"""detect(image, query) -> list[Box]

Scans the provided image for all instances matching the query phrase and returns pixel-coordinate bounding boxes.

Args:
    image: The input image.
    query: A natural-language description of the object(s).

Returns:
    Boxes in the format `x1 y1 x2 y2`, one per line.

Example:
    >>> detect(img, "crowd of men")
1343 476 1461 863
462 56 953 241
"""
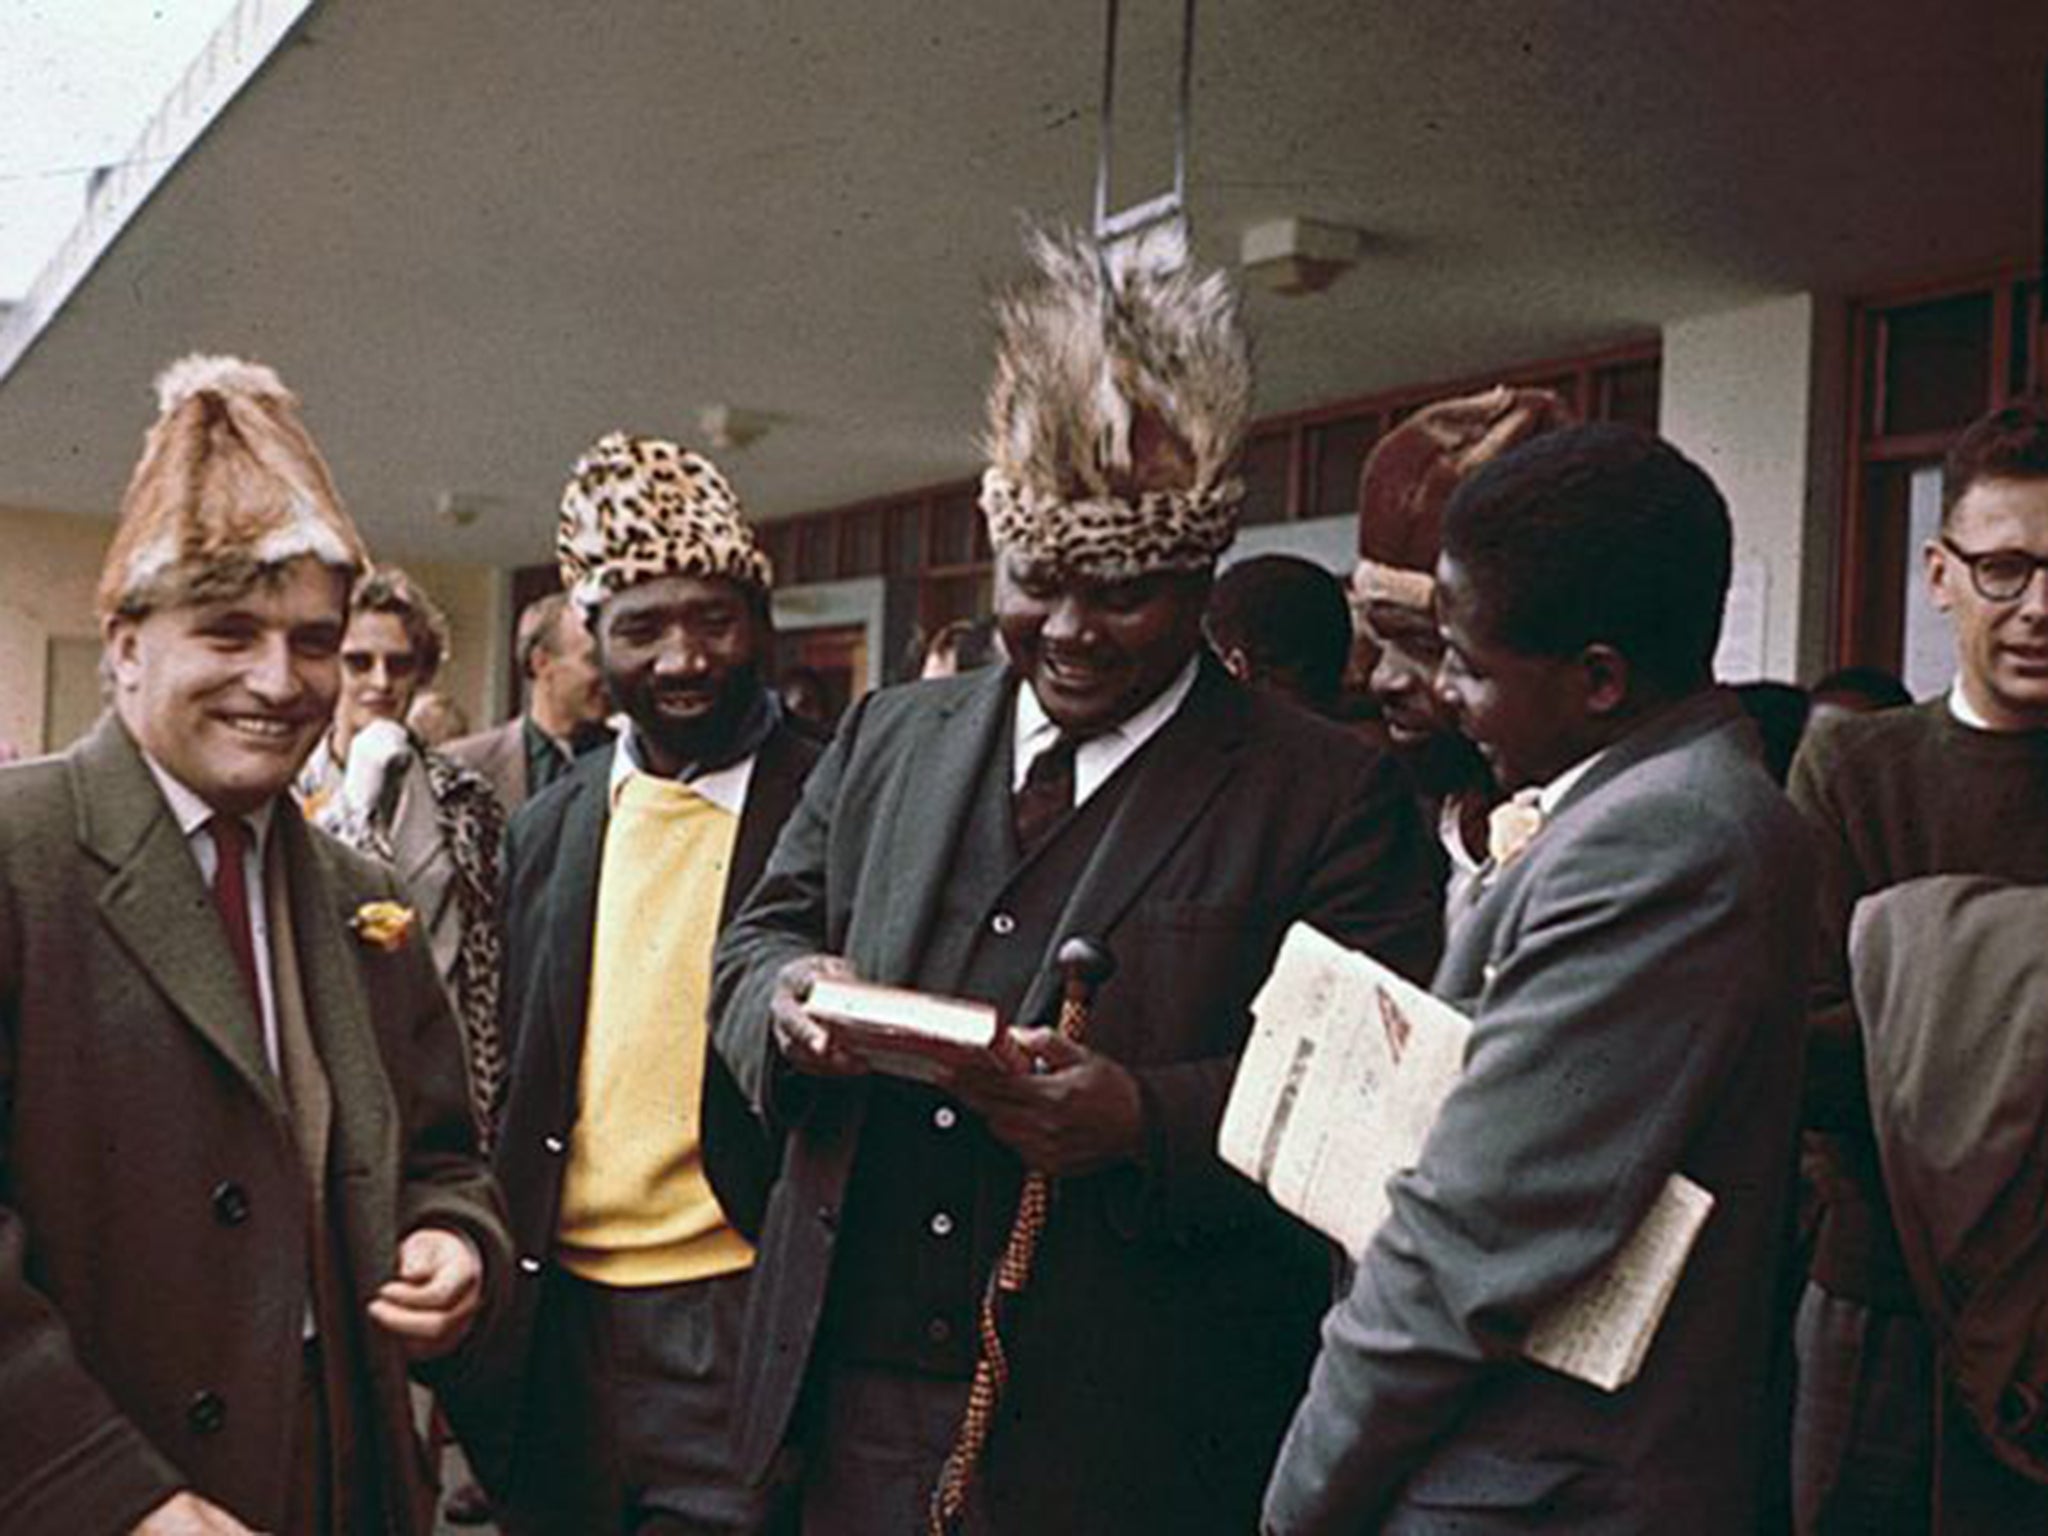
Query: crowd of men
1 222 2045 1536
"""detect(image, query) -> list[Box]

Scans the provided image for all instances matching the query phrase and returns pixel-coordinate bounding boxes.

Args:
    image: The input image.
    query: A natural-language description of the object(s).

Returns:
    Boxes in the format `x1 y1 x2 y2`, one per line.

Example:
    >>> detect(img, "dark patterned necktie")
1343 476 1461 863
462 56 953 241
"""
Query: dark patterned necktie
1012 735 1078 856
207 815 261 1010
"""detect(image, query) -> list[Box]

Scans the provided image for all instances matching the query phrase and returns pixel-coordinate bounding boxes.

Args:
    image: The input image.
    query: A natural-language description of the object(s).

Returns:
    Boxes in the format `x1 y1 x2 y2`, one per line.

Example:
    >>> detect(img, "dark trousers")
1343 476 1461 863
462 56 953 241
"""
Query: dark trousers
499 1267 780 1536
798 1366 986 1536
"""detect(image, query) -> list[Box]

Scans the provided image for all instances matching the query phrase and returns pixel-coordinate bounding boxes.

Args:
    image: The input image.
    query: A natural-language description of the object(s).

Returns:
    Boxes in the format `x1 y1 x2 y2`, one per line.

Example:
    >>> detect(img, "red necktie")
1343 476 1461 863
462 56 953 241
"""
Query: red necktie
1012 736 1078 856
207 816 262 1011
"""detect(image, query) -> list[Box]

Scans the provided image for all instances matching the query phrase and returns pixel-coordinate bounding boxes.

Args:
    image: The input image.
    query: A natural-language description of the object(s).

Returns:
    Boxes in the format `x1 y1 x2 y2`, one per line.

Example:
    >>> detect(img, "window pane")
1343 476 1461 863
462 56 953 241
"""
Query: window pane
884 501 925 574
1239 429 1293 526
1882 294 1991 437
1599 359 1661 430
1307 415 1380 520
929 490 980 568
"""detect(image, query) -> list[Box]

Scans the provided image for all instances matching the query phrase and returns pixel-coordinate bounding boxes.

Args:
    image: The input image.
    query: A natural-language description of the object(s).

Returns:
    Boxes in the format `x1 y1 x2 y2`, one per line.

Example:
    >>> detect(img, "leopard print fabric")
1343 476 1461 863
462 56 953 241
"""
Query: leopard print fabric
979 466 1244 582
557 431 772 612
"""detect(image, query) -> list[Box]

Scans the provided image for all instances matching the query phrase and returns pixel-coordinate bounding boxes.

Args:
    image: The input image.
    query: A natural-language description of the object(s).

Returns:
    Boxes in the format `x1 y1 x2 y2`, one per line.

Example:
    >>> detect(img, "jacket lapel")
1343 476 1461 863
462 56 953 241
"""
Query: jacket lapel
545 755 611 1088
1015 660 1246 1023
275 809 396 1200
866 670 1013 983
723 720 813 926
77 714 285 1116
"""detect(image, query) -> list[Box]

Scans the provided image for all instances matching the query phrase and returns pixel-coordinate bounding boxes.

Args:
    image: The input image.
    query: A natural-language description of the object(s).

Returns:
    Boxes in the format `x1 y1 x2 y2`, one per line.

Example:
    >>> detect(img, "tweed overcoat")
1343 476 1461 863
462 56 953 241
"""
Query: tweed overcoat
0 714 510 1536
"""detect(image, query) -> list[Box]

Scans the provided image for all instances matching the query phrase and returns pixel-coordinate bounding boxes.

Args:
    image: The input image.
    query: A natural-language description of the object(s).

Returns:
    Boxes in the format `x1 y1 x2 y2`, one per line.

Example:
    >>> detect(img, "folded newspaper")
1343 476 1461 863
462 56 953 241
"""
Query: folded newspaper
1219 922 1713 1392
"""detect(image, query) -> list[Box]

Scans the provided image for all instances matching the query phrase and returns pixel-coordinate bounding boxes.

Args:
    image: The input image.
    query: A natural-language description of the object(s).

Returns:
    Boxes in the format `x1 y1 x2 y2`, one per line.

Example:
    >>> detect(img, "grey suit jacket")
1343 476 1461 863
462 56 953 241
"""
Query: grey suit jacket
1264 689 1814 1535
713 659 1443 1532
443 717 526 813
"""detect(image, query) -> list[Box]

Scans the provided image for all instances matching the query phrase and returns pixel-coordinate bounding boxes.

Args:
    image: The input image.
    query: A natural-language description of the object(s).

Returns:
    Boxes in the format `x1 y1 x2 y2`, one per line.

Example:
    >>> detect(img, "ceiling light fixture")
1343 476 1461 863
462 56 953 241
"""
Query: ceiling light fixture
1239 217 1363 296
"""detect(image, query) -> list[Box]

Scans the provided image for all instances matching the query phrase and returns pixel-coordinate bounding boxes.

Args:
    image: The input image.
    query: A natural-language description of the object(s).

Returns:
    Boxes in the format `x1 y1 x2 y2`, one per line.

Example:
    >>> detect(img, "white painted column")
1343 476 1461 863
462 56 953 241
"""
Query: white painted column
1659 294 1847 683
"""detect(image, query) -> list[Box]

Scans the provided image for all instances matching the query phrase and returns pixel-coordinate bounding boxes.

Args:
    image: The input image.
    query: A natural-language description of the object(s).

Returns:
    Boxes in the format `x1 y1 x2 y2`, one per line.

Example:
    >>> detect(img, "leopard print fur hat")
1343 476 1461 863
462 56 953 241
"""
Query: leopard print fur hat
98 354 367 622
557 431 773 614
980 225 1251 583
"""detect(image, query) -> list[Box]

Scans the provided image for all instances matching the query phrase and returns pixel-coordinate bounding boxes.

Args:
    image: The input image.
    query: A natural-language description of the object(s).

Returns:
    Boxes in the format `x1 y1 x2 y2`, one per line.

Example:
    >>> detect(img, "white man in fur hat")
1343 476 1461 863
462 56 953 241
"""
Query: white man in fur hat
711 230 1441 1536
0 357 509 1536
440 431 824 1535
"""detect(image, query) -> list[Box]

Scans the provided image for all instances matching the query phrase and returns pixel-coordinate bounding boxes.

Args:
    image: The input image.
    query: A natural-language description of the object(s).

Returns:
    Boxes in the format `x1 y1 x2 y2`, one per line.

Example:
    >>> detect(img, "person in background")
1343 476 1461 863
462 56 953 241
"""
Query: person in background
407 687 471 747
446 592 612 814
1204 553 1353 718
443 431 822 1534
1733 680 1812 786
918 615 1004 680
296 566 506 1146
0 354 507 1536
1352 385 1572 919
713 228 1439 1536
1788 399 2048 1534
777 664 837 733
1265 423 1814 1535
1807 663 1912 729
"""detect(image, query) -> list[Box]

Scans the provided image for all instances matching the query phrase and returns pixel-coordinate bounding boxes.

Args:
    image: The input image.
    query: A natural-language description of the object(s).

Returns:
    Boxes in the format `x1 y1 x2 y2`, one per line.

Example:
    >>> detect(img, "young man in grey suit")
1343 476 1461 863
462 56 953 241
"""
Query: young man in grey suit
1264 424 1815 1534
0 356 508 1536
712 230 1441 1536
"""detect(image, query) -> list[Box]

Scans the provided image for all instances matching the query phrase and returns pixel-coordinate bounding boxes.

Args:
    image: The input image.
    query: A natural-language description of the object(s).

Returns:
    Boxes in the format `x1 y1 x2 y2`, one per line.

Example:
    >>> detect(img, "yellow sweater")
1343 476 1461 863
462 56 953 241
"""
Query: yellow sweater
554 773 754 1285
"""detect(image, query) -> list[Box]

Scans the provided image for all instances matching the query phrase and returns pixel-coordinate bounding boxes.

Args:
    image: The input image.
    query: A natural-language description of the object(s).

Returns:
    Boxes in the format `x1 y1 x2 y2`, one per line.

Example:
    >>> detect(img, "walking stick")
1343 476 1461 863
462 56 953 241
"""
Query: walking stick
926 936 1117 1535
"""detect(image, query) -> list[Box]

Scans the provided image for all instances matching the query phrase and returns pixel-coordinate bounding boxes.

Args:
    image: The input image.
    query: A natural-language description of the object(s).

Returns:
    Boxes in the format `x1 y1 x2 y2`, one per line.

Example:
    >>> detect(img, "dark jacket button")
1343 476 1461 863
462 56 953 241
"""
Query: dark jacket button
187 1391 226 1435
211 1181 251 1227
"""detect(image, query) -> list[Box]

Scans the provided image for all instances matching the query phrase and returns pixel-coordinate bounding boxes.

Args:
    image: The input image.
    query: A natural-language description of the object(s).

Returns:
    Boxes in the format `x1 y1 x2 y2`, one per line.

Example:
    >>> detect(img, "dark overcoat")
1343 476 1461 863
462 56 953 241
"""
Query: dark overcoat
0 714 510 1536
440 718 822 1494
712 660 1443 1533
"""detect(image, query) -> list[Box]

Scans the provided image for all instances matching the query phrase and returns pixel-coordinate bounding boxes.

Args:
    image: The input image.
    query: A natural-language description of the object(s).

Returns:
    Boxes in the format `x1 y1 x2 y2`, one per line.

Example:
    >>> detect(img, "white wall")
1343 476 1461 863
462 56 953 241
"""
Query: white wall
1660 293 1846 683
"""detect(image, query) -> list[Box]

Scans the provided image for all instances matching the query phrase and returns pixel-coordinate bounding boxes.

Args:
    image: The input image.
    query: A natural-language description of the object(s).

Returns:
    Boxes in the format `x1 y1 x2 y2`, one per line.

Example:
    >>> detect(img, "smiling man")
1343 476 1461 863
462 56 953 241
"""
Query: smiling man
1351 386 1572 920
711 230 1440 1536
440 432 821 1535
1788 399 2048 1534
1265 423 1814 1535
0 356 508 1536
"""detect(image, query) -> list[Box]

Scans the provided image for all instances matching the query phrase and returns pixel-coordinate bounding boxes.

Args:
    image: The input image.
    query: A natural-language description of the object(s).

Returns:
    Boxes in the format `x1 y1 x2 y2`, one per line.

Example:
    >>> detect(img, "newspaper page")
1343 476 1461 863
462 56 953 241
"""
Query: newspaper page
1220 922 1714 1392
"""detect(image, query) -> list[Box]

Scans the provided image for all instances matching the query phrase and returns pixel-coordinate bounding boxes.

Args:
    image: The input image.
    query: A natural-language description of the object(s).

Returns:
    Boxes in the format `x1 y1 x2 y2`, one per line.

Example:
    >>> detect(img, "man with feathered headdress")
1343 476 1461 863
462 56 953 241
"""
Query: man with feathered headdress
712 231 1440 1535
0 356 509 1535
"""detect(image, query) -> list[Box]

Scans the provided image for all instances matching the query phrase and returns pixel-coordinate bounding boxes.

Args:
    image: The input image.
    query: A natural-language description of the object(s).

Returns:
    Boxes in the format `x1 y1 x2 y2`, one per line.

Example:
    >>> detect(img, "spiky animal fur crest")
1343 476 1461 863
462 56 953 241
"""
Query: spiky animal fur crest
980 225 1251 581
98 353 366 622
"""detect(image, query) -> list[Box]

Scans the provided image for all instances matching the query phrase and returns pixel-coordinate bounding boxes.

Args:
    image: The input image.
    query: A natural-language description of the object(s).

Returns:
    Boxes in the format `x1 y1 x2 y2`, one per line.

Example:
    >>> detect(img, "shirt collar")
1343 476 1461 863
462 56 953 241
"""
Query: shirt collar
606 723 757 817
1949 678 1995 731
1534 747 1607 819
1012 653 1202 802
139 750 277 847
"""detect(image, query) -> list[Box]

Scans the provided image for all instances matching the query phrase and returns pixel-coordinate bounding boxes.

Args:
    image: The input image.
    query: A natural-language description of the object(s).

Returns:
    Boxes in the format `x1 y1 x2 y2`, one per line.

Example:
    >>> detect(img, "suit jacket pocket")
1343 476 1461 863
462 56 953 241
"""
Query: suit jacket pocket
1398 1443 1586 1510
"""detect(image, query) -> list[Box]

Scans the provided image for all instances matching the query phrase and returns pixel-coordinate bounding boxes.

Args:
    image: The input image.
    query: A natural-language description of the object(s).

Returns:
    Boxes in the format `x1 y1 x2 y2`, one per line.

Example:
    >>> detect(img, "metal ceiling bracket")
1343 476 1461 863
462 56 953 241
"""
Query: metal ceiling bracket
1092 0 1197 266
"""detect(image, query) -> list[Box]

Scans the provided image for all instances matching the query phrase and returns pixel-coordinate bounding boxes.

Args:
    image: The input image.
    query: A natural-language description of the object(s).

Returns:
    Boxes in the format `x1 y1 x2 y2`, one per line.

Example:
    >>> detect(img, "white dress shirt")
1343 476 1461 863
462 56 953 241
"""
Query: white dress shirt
1011 655 1201 805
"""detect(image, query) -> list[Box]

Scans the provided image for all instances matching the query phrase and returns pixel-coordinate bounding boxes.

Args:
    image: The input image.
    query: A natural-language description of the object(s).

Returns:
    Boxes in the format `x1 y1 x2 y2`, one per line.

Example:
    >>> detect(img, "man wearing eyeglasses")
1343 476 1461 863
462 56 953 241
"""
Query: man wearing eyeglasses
1788 399 2048 1535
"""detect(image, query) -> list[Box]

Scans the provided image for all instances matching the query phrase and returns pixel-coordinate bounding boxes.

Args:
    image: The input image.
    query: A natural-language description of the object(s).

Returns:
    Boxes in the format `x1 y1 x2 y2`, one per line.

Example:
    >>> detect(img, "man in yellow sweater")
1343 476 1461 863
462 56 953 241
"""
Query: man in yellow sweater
443 432 824 1534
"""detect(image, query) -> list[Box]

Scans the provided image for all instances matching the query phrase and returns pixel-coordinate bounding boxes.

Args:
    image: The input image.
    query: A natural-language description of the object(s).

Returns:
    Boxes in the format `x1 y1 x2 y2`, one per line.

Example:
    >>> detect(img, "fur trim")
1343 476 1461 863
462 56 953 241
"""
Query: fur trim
980 225 1251 579
154 353 295 415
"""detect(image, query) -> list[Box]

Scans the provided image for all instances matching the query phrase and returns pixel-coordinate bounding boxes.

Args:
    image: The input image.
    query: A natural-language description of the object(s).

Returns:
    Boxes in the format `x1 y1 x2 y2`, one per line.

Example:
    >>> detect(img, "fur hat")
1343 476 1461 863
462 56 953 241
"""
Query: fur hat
1353 384 1574 612
97 354 366 622
556 431 772 614
979 226 1252 582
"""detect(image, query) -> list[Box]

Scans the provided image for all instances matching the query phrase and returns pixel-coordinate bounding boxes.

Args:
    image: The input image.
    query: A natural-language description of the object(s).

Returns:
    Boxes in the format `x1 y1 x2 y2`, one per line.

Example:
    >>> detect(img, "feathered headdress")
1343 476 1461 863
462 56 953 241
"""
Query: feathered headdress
97 354 366 621
979 225 1252 582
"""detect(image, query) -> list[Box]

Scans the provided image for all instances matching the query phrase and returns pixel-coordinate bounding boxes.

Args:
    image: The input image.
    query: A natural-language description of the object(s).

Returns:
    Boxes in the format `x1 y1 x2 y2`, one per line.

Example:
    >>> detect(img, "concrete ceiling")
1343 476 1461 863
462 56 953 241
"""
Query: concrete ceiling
1 0 2044 566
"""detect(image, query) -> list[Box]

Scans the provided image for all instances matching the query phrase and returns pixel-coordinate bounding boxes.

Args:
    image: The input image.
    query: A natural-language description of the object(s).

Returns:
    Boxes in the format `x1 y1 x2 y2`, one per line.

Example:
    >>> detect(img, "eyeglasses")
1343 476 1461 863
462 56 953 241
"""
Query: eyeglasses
1939 537 2048 603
